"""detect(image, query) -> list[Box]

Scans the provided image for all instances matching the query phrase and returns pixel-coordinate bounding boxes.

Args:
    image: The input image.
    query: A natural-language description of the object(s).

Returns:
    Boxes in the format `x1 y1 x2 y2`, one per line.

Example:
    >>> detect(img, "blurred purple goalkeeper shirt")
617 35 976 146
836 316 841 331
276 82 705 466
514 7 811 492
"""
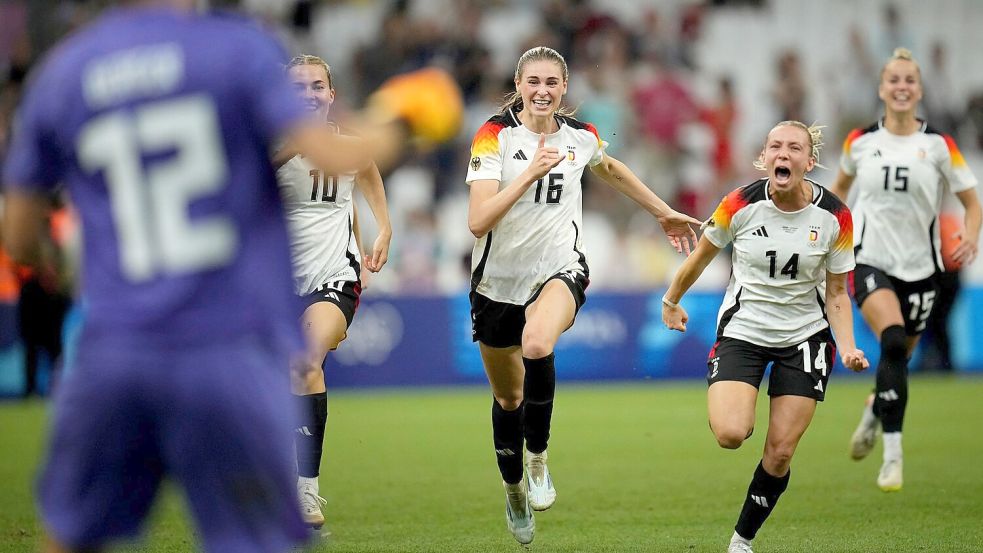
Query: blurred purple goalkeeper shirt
2 7 306 356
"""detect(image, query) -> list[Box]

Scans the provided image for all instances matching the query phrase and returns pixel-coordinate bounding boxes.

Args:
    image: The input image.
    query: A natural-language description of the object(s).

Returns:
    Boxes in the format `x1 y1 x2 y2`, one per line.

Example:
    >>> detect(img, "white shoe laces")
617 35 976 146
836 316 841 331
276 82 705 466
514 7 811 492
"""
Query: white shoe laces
300 487 327 514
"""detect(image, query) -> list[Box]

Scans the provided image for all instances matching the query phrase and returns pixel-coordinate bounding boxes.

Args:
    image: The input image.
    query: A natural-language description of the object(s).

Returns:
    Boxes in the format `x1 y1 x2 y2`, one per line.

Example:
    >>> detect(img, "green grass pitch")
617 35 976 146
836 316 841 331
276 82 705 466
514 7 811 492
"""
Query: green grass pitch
2 376 982 552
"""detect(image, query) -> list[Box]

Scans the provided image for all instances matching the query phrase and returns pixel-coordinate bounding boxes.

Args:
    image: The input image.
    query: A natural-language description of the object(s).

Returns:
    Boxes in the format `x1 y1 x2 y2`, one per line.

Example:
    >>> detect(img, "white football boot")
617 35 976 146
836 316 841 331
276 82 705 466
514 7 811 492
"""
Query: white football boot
504 480 535 545
849 394 880 461
525 448 556 511
298 479 328 528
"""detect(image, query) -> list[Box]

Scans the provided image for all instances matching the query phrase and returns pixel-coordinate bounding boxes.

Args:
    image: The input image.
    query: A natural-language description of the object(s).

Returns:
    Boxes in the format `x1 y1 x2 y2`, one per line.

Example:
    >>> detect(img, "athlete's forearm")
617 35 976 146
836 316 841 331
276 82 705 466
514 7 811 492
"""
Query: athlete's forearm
356 162 392 239
468 173 538 238
593 155 670 218
664 236 719 304
957 188 982 244
825 272 857 351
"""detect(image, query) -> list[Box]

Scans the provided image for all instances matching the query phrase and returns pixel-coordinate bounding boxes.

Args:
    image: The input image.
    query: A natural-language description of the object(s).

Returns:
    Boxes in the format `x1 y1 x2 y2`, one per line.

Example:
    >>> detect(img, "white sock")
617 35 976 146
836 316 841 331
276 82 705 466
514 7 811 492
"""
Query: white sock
883 432 903 461
298 475 319 491
731 531 751 545
860 401 877 427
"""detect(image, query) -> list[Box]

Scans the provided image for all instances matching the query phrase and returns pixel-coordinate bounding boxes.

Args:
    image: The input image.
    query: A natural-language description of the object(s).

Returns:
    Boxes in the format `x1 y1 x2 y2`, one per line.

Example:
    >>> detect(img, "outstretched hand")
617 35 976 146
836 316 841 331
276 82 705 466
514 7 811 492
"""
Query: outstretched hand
657 210 702 256
840 348 869 372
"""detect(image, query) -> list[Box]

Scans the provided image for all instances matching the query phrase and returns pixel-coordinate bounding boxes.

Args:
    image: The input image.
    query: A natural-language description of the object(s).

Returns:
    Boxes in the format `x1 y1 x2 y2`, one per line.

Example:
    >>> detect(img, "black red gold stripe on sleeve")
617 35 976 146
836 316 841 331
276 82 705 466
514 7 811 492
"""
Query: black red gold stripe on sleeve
470 121 505 158
841 128 864 155
942 133 967 168
832 204 853 253
709 188 751 232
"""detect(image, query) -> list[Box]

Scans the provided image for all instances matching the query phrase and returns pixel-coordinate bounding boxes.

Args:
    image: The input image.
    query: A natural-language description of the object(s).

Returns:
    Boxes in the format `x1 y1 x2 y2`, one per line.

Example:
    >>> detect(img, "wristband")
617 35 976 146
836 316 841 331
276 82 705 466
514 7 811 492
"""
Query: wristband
662 295 679 309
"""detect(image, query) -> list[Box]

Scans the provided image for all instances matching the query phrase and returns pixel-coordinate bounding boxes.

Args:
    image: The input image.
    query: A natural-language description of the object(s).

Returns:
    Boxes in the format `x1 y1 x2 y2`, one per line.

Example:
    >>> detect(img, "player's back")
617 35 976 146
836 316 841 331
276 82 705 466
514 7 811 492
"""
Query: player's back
11 8 305 352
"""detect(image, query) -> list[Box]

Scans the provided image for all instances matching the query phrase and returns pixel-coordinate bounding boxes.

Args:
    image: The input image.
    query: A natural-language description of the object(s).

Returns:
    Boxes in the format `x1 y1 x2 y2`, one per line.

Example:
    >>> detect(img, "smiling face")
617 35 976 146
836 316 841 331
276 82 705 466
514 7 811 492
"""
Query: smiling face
879 58 922 116
515 59 567 120
761 124 815 191
288 64 335 121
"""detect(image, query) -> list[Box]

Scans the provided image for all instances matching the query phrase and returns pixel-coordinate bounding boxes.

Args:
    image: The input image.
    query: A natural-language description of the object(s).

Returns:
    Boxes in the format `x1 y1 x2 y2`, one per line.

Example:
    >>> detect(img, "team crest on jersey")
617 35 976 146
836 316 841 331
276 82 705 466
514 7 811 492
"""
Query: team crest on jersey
566 147 576 164
808 225 821 247
917 148 927 159
471 156 481 170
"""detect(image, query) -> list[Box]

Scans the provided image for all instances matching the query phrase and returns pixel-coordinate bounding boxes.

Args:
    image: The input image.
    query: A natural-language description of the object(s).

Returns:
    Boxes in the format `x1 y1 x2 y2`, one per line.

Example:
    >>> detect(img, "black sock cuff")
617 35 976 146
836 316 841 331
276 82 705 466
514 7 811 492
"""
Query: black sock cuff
297 392 328 425
754 461 790 495
522 352 555 370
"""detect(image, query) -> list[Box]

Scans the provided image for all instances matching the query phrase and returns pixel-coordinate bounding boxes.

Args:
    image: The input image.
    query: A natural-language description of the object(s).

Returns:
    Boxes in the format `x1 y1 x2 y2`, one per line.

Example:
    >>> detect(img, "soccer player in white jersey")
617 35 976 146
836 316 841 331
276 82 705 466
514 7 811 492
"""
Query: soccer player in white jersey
663 121 869 553
831 48 981 492
273 55 392 529
466 46 700 545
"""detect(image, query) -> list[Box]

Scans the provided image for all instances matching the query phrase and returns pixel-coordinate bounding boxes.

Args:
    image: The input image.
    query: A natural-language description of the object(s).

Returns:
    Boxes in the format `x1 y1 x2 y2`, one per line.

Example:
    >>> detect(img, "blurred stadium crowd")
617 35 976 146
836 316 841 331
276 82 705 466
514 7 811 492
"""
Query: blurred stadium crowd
2 0 983 392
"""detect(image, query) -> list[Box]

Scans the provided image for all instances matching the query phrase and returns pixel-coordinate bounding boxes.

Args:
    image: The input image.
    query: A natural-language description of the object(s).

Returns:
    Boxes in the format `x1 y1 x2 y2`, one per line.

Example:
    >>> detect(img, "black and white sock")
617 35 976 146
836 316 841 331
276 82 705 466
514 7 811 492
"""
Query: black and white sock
295 391 328 479
734 461 790 541
492 398 524 484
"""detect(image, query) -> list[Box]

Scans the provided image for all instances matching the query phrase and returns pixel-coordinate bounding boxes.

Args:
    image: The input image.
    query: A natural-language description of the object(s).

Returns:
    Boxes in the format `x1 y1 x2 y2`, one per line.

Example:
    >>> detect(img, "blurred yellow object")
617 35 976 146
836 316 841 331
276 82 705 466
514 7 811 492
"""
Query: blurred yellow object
367 67 463 147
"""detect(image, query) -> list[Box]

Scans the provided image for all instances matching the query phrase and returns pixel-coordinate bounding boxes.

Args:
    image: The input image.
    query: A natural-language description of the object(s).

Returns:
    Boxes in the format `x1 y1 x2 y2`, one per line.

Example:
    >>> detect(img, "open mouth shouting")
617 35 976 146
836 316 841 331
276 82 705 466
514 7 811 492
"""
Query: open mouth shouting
773 165 792 184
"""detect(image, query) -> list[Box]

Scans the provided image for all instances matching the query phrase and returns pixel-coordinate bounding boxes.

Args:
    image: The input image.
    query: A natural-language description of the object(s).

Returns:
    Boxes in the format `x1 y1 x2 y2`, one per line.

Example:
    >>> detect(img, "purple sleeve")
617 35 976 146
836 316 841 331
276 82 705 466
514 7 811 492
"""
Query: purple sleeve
2 62 64 192
245 31 307 145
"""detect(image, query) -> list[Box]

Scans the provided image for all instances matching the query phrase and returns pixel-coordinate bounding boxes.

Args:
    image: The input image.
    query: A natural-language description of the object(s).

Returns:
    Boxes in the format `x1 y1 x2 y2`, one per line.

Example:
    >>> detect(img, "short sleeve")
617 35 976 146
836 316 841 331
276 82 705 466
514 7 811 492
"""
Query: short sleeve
838 128 864 177
583 122 607 167
703 189 749 248
243 29 306 145
826 204 855 274
2 60 65 192
465 120 506 184
937 133 978 194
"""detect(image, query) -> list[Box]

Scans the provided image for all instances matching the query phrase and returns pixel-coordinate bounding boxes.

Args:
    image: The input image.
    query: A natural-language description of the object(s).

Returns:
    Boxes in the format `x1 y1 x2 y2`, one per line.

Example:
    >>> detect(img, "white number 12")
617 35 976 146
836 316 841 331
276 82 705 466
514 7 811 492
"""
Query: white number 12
78 94 235 282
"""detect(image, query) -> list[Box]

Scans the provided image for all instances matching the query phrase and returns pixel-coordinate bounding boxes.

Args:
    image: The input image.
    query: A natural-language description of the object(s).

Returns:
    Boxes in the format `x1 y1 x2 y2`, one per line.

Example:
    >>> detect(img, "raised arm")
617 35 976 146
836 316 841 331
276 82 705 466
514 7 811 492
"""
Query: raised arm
468 133 561 238
354 162 391 273
661 235 721 332
590 152 700 255
825 270 869 371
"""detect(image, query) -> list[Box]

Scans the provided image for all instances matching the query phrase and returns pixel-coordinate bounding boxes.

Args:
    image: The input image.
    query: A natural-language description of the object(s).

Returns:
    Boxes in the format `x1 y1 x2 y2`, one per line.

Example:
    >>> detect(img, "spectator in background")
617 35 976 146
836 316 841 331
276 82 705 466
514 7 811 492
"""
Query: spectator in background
922 41 961 136
16 199 71 397
771 49 808 123
700 76 739 190
833 25 879 144
873 3 915 61
630 50 699 202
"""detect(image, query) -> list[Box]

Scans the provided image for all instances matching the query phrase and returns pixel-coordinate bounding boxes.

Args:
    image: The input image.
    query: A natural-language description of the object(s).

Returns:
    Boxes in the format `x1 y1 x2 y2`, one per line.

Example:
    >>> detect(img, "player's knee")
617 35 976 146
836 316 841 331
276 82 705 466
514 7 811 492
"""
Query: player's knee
880 325 907 363
494 394 523 412
764 443 795 471
712 425 750 449
521 330 555 360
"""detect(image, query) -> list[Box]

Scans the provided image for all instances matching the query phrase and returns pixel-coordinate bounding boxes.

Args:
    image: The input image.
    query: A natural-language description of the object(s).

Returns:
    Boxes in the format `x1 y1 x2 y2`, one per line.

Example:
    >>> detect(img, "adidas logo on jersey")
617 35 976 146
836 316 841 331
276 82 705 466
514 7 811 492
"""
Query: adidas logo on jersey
513 150 528 160
751 225 769 237
873 149 882 157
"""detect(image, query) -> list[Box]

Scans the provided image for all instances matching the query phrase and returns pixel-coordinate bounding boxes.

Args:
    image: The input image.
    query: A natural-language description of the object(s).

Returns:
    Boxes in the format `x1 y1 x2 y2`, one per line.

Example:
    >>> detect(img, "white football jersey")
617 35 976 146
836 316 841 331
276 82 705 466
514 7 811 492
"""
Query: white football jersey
277 153 359 296
704 179 855 348
465 107 606 305
839 119 978 281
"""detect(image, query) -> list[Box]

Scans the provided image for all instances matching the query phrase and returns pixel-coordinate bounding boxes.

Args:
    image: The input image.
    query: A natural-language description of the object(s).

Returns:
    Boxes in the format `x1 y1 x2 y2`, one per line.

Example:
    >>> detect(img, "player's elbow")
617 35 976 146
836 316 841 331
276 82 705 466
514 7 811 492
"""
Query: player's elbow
468 218 488 239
